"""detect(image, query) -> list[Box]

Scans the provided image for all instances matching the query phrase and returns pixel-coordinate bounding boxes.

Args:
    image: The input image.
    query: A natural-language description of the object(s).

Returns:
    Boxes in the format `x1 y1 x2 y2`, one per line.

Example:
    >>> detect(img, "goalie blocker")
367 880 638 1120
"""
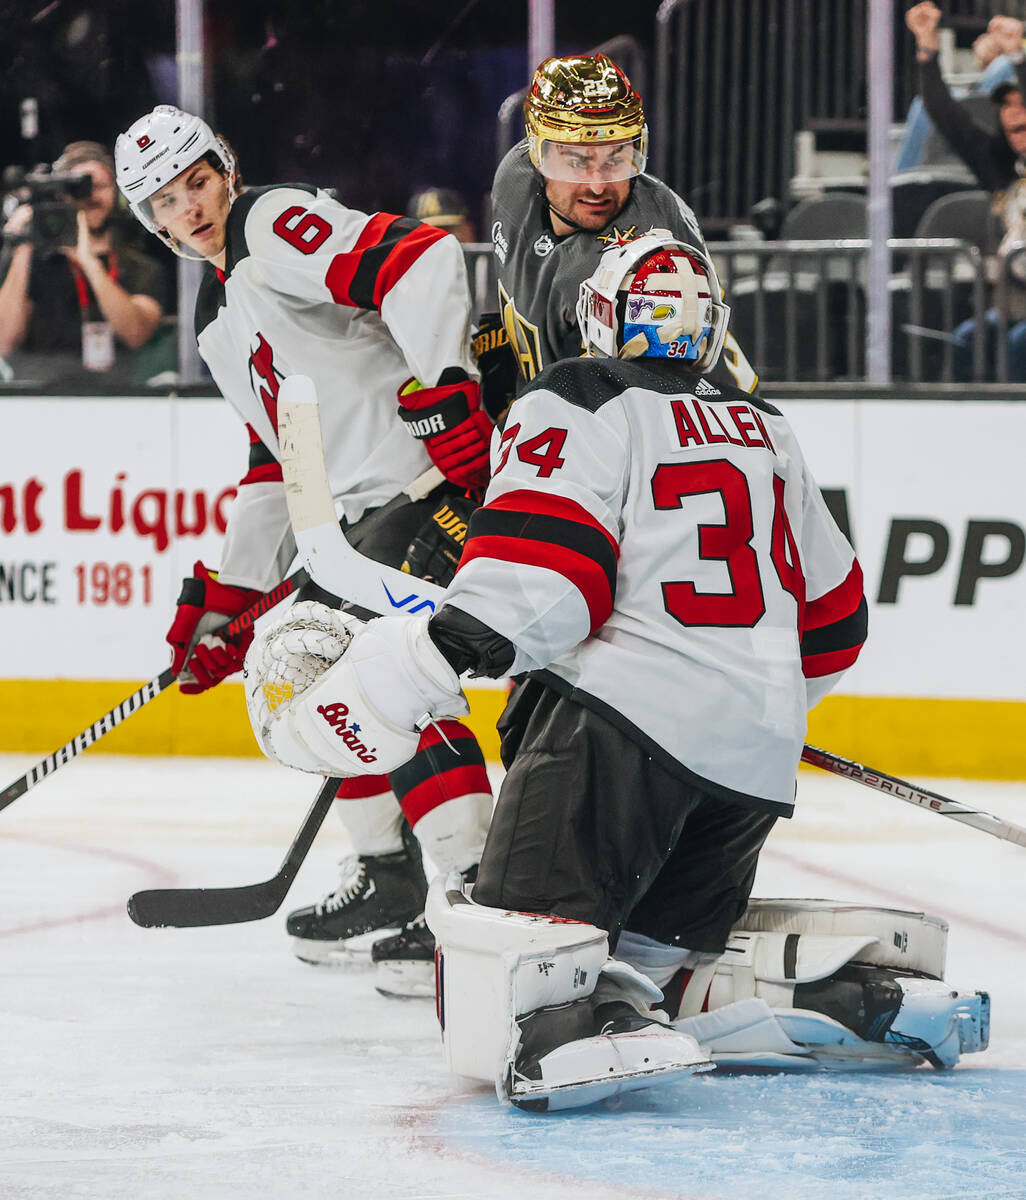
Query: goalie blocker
426 887 989 1110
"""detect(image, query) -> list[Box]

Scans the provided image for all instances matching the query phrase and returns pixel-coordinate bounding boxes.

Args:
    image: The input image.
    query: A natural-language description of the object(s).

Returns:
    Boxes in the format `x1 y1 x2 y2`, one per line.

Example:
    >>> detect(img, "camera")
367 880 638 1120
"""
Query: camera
3 166 93 252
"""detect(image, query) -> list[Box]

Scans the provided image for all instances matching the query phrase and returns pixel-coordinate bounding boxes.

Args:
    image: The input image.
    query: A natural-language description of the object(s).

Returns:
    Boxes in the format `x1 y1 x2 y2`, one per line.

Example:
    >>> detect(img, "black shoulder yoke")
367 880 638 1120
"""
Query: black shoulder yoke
522 356 781 416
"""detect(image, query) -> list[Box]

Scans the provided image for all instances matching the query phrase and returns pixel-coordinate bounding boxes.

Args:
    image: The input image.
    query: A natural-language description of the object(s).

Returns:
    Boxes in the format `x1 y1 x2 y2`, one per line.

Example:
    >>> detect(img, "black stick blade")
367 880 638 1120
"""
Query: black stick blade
128 882 286 928
127 777 339 929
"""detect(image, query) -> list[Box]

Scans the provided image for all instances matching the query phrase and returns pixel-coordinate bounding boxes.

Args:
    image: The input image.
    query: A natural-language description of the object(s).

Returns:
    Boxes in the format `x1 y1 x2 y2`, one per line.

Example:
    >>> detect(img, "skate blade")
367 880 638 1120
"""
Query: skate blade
510 1057 714 1112
290 926 402 968
374 959 435 999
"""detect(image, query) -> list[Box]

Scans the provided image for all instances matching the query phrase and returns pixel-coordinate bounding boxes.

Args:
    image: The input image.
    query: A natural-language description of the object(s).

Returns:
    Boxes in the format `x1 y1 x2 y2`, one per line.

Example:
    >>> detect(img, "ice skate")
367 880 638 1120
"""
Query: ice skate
372 865 477 998
286 839 427 967
505 1000 713 1113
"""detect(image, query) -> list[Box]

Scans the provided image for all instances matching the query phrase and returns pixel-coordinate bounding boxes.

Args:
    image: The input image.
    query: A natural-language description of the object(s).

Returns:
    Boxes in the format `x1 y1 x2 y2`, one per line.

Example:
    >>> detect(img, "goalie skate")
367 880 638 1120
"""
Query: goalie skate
505 1002 713 1113
286 837 427 967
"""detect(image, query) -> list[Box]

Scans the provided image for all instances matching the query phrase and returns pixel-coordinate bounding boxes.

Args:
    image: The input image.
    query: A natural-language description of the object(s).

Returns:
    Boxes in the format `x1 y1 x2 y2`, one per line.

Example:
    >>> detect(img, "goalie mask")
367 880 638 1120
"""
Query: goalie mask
576 230 730 370
115 105 236 256
524 54 648 183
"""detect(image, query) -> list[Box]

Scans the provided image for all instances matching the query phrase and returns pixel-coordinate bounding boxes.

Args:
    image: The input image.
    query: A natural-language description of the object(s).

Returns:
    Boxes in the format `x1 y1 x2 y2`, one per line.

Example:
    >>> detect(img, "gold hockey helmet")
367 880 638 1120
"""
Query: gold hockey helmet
524 54 648 182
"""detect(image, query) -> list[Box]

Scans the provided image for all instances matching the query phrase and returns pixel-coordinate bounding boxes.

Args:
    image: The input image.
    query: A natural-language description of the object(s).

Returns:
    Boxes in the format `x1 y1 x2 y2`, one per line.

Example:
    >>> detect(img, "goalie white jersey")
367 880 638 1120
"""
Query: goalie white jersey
444 358 867 813
194 184 477 590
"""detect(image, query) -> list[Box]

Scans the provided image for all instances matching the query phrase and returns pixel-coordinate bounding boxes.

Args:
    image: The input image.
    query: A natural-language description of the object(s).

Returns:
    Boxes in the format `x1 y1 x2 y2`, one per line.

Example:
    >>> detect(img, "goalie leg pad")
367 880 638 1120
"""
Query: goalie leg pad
736 899 949 977
659 901 989 1070
425 877 712 1109
425 873 608 1083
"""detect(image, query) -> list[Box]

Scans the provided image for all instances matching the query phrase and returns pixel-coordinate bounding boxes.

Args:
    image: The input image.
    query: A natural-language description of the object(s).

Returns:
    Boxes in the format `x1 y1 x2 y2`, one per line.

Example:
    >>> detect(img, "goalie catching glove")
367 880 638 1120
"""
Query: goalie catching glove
397 367 492 492
244 602 469 778
166 561 261 694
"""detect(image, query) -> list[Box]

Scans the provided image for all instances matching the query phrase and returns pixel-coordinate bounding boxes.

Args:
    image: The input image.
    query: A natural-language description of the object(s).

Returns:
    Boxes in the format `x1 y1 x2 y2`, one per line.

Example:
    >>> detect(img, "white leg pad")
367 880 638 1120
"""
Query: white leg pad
424 874 608 1083
736 899 949 977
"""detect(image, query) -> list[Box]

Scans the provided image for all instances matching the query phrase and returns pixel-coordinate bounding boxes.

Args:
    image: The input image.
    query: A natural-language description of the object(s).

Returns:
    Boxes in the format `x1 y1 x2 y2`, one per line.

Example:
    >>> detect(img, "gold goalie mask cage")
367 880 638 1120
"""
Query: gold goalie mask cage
524 54 649 183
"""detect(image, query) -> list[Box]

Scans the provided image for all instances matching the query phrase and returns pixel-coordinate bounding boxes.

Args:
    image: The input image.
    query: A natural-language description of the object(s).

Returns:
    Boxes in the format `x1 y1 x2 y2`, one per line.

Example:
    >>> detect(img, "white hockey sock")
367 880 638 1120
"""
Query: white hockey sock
331 780 404 856
410 789 491 874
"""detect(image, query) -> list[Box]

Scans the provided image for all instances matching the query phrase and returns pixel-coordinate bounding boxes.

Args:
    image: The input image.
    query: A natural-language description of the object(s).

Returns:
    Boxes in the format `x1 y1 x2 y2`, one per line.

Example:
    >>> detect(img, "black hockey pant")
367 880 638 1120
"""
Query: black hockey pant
473 680 778 955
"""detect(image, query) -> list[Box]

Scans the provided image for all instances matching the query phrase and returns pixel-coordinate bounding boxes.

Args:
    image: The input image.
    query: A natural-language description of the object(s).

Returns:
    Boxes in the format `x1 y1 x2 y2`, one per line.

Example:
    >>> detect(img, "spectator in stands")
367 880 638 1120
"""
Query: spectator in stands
906 4 1026 381
895 25 1016 171
406 187 477 245
0 140 169 386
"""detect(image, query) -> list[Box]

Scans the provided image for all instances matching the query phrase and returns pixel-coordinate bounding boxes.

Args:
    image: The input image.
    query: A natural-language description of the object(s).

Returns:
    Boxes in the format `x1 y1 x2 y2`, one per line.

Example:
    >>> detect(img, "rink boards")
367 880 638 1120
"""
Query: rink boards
1 394 1024 777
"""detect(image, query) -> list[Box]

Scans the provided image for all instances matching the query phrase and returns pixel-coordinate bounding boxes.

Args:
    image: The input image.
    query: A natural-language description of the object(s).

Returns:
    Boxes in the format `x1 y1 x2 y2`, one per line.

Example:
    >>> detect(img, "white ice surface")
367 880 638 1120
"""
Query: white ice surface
2 752 1025 1199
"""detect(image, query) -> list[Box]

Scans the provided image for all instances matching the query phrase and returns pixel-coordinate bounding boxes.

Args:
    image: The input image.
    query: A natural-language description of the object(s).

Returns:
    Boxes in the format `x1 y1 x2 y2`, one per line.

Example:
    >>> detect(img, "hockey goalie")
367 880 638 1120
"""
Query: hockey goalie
245 231 989 1111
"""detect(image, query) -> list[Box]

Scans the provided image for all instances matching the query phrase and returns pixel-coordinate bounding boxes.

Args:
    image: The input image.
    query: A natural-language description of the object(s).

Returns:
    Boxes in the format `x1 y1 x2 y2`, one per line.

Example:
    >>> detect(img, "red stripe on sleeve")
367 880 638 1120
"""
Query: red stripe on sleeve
239 461 283 485
803 560 864 633
324 213 400 306
371 224 448 308
802 644 863 679
239 424 283 485
459 533 615 634
486 488 620 558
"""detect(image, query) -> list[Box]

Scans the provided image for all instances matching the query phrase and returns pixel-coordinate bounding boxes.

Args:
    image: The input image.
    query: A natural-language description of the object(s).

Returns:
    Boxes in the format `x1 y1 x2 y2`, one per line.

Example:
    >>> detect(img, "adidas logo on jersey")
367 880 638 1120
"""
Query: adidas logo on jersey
694 377 721 397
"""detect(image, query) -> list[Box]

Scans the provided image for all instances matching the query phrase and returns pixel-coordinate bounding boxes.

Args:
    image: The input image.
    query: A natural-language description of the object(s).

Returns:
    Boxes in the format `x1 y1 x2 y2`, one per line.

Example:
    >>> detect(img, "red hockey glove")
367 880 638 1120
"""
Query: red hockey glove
397 368 493 492
166 561 261 694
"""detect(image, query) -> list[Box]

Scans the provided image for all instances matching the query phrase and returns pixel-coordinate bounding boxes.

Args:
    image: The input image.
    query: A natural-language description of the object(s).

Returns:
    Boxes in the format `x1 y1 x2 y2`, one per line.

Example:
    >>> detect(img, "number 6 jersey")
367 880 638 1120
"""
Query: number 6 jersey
194 184 477 590
442 357 867 814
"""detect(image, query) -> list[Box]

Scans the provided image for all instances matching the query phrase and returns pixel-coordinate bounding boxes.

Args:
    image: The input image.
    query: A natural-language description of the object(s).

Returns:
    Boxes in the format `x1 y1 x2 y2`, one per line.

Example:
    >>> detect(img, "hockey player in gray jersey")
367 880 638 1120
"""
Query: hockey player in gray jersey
246 230 988 1110
489 53 758 396
114 105 493 969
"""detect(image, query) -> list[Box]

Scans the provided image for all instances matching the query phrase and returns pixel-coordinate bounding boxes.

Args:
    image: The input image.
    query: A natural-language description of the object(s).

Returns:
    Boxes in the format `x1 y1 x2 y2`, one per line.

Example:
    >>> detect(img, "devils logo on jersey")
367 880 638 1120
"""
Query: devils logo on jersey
248 332 284 431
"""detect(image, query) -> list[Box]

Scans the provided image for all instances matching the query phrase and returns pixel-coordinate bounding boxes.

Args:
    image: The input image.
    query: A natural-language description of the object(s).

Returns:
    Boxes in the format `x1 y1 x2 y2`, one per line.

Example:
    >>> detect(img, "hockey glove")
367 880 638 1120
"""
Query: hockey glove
402 493 478 586
249 611 469 778
472 311 519 423
397 368 492 492
166 561 262 694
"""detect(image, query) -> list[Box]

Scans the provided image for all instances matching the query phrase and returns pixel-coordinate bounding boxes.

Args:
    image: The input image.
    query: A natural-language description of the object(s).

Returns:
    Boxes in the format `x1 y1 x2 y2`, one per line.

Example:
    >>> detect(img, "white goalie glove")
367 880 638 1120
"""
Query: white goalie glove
244 602 469 778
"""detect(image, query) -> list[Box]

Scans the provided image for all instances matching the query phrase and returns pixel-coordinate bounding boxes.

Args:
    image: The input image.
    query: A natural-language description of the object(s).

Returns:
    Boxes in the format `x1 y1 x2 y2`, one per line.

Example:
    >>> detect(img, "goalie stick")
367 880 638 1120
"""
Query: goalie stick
0 567 308 813
127 774 338 927
275 373 1026 853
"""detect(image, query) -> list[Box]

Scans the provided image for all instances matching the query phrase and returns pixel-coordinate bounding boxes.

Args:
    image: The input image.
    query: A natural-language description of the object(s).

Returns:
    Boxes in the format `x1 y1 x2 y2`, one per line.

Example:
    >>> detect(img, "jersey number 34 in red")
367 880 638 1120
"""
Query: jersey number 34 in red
652 460 804 628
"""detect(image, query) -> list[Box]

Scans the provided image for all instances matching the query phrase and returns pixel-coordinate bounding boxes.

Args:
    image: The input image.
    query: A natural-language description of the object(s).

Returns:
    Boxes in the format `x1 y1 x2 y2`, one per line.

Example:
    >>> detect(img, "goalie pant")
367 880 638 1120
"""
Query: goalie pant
295 492 491 874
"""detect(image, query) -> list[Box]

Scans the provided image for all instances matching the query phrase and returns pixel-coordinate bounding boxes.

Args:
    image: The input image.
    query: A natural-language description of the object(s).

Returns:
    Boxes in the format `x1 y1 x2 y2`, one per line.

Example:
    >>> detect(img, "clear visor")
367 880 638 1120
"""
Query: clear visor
534 134 647 183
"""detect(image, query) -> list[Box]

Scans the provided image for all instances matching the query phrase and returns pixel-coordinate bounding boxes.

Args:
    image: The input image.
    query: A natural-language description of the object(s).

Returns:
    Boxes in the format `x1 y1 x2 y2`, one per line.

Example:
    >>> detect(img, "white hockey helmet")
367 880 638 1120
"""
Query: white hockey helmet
576 228 730 370
115 105 236 251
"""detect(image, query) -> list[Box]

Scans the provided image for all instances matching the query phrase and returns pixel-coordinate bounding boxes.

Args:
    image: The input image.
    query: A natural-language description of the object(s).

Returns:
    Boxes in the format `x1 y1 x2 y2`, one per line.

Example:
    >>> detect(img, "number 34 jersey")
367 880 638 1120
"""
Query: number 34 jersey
194 184 476 590
443 358 867 814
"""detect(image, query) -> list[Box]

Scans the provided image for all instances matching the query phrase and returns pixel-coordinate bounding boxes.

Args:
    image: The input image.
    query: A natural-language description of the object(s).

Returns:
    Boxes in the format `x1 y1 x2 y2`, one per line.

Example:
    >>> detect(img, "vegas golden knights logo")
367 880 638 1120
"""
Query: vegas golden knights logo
498 280 543 381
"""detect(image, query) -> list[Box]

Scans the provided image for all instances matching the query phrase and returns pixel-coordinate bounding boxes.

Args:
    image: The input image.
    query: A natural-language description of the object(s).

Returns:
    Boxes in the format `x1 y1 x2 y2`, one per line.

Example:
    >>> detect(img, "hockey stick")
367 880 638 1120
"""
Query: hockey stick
278 375 447 611
800 745 1026 848
278 374 1026 854
0 568 308 813
127 774 339 927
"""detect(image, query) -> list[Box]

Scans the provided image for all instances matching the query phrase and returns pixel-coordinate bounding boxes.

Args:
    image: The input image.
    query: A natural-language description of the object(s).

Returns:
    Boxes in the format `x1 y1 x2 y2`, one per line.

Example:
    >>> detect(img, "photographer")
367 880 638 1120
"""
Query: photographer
0 141 167 384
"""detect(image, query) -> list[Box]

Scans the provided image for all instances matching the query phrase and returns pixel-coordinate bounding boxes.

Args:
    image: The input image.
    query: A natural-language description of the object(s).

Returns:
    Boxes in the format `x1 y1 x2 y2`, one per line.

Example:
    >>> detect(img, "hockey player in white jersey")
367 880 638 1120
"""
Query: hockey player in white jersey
246 231 988 1109
114 105 493 967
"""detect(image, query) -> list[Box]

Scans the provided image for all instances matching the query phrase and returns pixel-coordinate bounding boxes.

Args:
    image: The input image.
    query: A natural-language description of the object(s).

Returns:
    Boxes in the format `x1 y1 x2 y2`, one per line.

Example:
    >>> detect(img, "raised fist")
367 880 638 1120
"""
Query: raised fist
988 15 1025 57
906 2 941 51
